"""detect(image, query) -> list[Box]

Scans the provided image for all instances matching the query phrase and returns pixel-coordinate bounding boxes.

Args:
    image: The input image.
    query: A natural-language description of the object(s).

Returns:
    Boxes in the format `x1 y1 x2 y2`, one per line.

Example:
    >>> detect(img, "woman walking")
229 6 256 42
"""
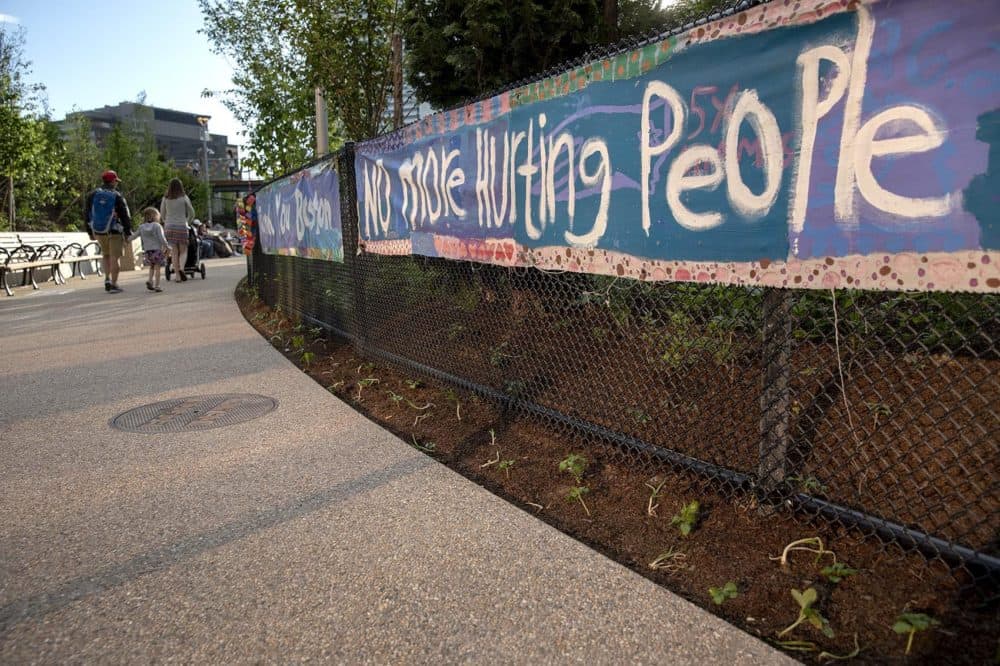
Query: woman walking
160 178 195 282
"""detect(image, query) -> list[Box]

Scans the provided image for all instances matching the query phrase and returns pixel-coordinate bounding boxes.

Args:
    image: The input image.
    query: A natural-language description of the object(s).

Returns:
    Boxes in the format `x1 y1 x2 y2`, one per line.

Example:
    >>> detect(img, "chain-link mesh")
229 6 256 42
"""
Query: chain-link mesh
247 2 999 595
252 209 1000 595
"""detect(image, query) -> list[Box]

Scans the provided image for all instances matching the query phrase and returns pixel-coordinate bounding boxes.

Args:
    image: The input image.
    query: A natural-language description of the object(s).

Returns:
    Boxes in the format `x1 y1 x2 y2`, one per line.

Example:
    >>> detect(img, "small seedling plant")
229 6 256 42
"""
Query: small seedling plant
645 476 667 517
670 500 700 536
820 562 858 584
558 453 588 484
497 459 514 478
559 454 590 515
648 547 687 573
410 434 436 453
893 612 938 655
566 485 591 516
778 588 834 639
356 377 379 400
300 351 315 367
709 581 738 606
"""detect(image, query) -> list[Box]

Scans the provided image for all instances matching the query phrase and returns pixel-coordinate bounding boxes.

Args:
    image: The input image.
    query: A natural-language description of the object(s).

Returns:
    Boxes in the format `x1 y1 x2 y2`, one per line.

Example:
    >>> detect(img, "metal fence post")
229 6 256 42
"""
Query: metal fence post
758 287 793 506
337 143 366 352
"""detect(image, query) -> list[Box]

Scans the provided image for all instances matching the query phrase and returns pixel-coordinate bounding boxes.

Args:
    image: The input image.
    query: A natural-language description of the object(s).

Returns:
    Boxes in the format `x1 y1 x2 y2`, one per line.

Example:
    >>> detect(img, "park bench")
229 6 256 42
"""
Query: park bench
0 232 102 296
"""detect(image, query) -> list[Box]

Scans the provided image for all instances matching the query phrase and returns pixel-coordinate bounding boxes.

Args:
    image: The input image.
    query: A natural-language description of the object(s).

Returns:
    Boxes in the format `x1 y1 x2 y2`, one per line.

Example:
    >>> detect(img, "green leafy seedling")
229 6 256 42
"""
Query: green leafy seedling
300 351 315 367
559 453 588 484
893 612 938 655
290 334 305 351
670 500 700 536
709 581 738 605
820 562 858 584
787 475 829 495
498 459 514 478
566 485 590 516
778 588 834 639
386 390 405 407
405 379 423 390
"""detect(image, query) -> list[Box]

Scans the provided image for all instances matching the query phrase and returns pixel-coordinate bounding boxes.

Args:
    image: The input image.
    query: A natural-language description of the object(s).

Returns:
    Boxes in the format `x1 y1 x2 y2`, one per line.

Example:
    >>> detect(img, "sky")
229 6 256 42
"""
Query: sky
2 1 245 145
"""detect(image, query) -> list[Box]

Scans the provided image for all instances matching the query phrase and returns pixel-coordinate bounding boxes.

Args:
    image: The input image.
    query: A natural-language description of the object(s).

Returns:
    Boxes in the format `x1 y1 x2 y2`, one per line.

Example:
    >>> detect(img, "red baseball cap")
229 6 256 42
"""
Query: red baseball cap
101 170 120 183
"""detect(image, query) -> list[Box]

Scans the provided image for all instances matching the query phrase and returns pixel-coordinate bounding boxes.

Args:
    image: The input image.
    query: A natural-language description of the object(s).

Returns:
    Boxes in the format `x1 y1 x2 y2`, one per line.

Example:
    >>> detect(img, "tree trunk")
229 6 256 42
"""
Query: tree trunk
603 0 618 43
7 175 14 231
392 32 404 130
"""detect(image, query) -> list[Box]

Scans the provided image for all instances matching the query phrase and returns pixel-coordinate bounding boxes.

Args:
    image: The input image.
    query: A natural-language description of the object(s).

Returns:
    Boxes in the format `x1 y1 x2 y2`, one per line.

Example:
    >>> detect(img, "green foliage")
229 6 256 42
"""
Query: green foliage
402 0 732 108
300 351 316 366
559 453 588 483
402 0 602 108
198 0 318 175
709 581 738 605
497 458 514 477
670 500 700 536
199 0 400 173
290 335 306 351
893 612 938 655
0 27 66 230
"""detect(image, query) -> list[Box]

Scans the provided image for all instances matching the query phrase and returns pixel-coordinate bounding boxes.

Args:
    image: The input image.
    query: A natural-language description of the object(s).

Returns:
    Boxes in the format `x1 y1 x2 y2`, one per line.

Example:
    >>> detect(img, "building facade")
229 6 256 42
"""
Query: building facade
61 103 240 181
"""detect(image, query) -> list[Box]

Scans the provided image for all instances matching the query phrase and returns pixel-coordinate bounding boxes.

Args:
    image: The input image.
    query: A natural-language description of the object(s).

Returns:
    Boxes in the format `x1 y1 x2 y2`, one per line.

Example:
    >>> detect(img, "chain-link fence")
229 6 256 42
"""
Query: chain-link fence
249 0 999 595
253 174 999 595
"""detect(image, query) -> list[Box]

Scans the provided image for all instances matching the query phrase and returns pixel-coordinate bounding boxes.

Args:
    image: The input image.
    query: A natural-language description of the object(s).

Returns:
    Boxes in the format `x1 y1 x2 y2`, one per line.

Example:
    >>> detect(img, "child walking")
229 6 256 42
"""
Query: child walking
130 207 169 292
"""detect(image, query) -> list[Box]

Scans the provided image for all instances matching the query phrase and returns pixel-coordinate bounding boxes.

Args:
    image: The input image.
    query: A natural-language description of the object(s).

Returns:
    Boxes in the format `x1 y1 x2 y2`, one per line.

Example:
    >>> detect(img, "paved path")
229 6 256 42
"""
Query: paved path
0 261 795 664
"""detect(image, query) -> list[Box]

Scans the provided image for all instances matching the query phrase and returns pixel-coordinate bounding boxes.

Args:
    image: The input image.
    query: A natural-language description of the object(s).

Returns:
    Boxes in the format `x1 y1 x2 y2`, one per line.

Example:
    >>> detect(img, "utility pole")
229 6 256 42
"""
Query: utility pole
315 87 329 155
196 116 213 225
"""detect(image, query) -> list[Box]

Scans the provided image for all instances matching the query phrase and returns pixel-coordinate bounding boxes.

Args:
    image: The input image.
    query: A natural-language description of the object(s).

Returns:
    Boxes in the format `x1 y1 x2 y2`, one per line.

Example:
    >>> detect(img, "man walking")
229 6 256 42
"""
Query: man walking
84 170 132 293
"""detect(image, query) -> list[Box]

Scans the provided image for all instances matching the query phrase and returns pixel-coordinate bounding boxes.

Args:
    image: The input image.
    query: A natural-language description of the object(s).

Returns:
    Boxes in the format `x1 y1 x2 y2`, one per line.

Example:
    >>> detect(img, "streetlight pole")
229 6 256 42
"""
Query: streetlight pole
196 116 213 225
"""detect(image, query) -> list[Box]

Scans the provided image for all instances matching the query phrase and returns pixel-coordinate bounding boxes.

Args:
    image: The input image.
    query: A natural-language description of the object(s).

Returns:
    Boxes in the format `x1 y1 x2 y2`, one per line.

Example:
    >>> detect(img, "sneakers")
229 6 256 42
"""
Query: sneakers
146 281 154 291
153 286 163 292
179 271 188 282
105 281 112 292
107 285 123 294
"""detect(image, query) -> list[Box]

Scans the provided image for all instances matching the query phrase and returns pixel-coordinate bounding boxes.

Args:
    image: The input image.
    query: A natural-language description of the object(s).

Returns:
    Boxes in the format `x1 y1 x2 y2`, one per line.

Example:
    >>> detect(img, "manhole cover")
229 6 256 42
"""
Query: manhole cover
111 394 278 433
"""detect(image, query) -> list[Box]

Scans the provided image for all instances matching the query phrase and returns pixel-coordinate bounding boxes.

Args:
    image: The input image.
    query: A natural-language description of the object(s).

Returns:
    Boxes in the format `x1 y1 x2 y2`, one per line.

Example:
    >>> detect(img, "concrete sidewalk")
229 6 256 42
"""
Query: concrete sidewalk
0 260 794 664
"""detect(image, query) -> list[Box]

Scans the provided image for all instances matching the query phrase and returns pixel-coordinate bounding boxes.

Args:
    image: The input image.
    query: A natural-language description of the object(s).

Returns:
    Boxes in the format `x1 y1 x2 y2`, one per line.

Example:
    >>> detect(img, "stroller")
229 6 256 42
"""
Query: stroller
164 226 207 281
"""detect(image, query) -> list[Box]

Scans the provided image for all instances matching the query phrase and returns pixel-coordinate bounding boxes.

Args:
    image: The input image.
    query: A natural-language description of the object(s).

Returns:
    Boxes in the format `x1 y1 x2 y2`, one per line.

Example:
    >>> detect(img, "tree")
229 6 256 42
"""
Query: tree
403 0 603 109
199 0 317 178
403 0 734 109
0 26 65 230
199 0 402 177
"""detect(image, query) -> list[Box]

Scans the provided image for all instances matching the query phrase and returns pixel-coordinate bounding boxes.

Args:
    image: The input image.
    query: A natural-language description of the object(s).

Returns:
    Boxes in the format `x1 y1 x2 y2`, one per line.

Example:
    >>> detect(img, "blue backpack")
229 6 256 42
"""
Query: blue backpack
90 189 119 234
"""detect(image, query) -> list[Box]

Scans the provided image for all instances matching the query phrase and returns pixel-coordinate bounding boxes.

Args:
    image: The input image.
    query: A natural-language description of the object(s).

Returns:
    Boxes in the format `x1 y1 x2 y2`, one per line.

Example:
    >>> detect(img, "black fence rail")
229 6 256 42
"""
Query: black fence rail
251 163 999 593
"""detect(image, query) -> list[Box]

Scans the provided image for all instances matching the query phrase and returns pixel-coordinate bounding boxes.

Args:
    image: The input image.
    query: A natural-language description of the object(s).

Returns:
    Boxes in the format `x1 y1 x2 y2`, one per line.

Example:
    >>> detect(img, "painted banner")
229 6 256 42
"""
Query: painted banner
355 0 999 292
257 157 344 261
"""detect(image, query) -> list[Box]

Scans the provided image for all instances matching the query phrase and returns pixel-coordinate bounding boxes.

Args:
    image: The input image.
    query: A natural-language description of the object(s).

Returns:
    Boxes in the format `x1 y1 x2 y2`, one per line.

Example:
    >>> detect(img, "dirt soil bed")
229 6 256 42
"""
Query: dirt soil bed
237 283 998 664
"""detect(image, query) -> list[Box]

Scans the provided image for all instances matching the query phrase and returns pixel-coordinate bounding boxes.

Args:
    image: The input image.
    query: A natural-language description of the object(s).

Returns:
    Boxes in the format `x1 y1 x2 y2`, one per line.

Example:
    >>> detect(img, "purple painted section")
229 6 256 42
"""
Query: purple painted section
794 0 1000 258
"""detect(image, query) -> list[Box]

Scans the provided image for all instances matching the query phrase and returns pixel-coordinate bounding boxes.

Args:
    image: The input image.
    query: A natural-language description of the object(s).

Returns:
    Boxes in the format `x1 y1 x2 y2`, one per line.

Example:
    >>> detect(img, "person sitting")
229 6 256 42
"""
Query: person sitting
192 219 215 258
